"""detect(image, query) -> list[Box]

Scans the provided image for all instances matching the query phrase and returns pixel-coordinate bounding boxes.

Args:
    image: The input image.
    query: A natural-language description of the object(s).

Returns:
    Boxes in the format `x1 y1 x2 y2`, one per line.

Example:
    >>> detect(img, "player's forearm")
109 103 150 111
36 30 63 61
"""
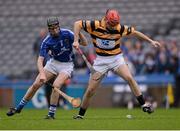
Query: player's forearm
133 31 154 43
79 32 88 46
74 21 82 42
37 56 45 74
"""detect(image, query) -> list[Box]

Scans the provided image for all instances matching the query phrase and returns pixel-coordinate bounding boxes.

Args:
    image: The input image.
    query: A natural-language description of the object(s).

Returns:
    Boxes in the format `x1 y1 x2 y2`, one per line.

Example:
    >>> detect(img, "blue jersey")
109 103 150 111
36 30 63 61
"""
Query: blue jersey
39 28 74 62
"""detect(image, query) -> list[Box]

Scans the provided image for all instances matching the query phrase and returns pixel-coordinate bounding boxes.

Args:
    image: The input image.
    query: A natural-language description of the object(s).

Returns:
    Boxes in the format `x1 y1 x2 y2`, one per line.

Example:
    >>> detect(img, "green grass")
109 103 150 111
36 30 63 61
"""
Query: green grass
0 108 180 130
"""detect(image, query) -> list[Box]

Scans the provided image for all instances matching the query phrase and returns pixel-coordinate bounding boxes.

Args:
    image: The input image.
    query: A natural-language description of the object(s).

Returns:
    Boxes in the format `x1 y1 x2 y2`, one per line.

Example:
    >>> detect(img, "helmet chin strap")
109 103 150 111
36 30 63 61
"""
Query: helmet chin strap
51 33 60 38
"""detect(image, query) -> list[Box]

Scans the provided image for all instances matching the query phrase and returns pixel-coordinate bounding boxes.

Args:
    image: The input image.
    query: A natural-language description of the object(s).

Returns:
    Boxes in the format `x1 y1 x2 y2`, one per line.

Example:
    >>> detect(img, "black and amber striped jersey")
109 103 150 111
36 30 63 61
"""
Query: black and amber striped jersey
79 18 135 56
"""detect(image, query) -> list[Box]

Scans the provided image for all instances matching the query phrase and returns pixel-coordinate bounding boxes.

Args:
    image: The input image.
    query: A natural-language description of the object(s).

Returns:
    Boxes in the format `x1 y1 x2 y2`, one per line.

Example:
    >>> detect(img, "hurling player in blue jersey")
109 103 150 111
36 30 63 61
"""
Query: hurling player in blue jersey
7 17 87 119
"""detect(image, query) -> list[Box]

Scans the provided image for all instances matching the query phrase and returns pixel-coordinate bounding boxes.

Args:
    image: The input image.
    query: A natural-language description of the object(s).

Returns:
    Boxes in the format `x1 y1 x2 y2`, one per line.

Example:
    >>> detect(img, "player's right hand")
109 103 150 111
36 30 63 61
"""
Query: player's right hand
73 41 80 49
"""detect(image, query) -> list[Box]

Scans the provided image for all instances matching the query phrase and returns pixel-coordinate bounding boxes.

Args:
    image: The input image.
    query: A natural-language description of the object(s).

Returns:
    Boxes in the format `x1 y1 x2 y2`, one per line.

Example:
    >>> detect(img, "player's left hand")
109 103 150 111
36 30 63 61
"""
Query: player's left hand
151 41 161 48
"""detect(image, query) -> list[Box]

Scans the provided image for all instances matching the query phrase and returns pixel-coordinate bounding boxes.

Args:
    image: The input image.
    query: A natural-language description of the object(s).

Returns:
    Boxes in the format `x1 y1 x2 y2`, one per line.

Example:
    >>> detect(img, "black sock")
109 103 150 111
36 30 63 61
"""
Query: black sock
136 95 145 106
79 107 86 116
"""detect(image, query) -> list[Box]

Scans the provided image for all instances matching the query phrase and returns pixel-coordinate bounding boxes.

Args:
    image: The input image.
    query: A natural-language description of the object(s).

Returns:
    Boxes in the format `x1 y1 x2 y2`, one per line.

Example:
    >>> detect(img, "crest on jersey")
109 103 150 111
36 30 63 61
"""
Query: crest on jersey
64 39 70 44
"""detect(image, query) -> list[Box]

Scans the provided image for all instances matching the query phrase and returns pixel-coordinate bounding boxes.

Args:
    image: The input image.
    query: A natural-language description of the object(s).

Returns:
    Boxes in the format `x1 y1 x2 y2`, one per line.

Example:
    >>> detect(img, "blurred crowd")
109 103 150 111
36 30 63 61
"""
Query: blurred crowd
121 38 179 75
74 38 180 75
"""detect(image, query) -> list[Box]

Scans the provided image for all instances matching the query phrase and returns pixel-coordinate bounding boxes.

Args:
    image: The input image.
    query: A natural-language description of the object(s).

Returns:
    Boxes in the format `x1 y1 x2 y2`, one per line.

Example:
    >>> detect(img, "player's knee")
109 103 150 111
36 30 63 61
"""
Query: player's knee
91 72 104 81
53 83 63 89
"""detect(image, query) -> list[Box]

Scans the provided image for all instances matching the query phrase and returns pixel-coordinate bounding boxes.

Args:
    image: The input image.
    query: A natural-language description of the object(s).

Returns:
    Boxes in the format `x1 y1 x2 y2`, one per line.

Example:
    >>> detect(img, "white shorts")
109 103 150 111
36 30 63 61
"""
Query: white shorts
93 54 126 74
44 58 74 77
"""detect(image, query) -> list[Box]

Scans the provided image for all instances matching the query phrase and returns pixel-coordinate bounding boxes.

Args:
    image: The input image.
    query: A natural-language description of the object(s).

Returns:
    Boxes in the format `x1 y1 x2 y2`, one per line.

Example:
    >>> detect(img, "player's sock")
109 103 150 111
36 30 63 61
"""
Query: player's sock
16 98 28 111
48 105 57 117
78 107 86 116
136 95 145 106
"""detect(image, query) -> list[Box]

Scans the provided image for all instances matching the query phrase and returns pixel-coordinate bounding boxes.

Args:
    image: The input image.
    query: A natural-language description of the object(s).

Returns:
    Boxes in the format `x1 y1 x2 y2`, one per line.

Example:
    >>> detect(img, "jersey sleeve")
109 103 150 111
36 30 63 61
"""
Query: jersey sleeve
39 37 49 57
120 25 135 36
81 20 96 33
68 30 74 44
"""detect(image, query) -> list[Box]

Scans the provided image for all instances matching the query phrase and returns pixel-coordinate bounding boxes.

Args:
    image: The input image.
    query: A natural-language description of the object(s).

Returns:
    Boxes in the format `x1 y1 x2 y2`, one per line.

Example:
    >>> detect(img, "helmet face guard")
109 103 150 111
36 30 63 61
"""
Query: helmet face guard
47 17 60 37
105 9 120 27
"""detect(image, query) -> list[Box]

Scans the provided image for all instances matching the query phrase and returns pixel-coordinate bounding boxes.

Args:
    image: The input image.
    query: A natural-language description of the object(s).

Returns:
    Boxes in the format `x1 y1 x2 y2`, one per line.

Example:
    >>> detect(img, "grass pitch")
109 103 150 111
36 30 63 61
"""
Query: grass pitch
0 108 180 130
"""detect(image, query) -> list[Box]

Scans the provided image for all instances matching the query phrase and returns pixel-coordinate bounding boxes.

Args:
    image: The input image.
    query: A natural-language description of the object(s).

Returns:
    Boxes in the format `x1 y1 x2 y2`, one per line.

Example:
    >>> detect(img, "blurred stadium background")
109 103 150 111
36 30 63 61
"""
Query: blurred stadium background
0 0 180 110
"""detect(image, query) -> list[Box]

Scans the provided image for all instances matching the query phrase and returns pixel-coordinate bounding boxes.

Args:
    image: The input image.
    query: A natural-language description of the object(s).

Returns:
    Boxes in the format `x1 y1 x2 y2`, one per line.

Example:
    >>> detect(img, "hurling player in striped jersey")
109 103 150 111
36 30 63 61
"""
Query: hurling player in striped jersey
73 9 161 119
